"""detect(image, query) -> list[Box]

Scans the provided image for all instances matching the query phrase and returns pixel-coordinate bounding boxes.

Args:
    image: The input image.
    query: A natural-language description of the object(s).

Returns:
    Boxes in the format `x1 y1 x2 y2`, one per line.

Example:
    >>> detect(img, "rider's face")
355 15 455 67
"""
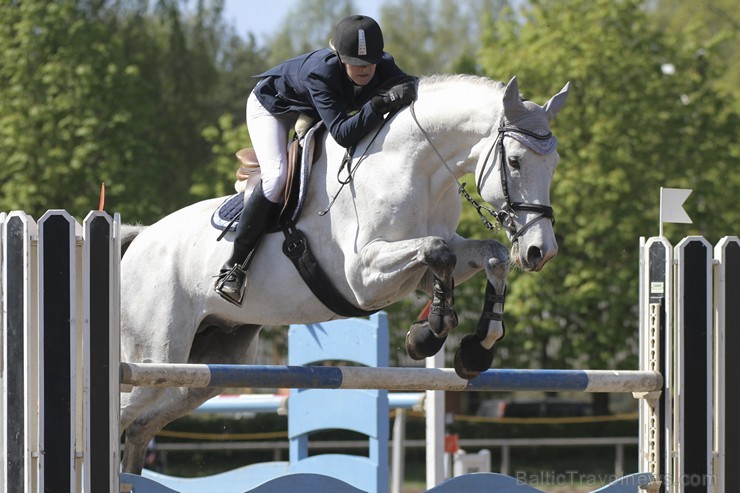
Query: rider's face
345 63 377 86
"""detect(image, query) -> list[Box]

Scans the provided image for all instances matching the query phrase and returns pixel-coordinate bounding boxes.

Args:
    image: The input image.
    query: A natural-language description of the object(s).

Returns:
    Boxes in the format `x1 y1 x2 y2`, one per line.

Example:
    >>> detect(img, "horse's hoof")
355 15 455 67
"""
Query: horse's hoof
454 352 480 380
405 320 446 360
454 334 495 379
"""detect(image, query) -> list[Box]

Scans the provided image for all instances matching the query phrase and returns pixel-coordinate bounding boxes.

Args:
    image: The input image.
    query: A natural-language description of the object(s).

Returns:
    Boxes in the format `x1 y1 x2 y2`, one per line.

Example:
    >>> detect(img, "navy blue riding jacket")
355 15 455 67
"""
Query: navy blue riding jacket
253 48 409 148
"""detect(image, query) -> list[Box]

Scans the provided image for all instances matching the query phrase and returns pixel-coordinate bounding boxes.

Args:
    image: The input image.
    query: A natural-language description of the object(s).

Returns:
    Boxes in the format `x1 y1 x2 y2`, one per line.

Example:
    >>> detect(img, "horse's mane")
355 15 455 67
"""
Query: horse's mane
413 75 508 121
420 74 506 92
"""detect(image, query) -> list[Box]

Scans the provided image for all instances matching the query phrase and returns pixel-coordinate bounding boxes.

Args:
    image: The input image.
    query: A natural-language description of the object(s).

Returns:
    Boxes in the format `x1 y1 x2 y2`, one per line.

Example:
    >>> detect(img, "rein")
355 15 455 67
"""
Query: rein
409 102 555 242
318 115 392 216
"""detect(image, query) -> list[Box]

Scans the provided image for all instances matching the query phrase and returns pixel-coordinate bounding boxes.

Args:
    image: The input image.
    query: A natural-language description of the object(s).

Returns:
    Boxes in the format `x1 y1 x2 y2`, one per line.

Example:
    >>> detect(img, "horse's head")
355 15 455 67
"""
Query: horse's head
477 76 570 272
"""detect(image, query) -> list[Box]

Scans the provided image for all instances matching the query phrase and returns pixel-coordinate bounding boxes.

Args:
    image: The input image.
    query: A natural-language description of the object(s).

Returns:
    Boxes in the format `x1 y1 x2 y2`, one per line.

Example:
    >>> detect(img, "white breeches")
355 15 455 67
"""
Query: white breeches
246 91 294 203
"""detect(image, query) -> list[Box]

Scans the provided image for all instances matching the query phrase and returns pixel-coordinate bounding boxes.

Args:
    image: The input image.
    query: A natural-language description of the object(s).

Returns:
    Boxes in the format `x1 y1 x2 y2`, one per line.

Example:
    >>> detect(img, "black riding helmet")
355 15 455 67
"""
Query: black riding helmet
331 15 384 66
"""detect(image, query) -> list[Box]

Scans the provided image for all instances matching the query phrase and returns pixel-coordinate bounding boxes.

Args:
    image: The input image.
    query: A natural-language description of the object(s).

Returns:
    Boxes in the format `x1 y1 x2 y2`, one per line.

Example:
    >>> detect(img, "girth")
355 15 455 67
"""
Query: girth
281 224 377 317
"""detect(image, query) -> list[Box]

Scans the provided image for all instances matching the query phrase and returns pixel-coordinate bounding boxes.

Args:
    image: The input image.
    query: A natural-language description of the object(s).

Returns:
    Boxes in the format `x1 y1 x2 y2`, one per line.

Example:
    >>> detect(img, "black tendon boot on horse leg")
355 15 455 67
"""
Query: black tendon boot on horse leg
215 181 281 306
454 280 505 379
405 277 458 360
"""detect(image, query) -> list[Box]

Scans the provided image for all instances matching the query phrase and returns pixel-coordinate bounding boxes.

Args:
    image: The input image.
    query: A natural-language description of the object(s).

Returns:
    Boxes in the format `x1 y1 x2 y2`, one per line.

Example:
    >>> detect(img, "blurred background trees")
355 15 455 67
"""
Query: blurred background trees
1 0 737 383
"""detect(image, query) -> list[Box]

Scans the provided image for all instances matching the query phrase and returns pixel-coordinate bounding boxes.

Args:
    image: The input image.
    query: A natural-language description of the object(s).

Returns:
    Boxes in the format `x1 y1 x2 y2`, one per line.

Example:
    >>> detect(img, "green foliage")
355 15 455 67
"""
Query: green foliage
1 1 133 218
650 0 739 111
379 0 506 75
477 0 739 370
0 0 264 223
191 113 250 200
265 0 356 67
260 0 506 76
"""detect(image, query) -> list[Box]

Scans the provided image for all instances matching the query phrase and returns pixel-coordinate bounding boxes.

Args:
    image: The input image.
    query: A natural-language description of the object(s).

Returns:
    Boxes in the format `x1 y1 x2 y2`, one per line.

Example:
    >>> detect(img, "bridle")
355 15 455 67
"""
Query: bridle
475 122 556 242
409 102 555 242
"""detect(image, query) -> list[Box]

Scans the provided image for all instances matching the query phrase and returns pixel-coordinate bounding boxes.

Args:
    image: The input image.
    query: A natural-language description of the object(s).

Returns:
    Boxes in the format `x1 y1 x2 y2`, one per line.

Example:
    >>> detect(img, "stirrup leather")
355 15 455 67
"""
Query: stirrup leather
214 264 248 306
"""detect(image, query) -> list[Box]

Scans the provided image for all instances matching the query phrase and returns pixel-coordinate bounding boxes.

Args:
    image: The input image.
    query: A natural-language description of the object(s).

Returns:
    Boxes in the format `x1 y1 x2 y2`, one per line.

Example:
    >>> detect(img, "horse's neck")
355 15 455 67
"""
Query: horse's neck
402 79 503 179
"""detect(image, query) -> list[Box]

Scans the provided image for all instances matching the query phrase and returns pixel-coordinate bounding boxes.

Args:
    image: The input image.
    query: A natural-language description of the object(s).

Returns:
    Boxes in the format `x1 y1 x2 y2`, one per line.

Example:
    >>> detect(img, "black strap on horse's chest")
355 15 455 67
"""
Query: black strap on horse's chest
281 222 378 318
274 115 384 318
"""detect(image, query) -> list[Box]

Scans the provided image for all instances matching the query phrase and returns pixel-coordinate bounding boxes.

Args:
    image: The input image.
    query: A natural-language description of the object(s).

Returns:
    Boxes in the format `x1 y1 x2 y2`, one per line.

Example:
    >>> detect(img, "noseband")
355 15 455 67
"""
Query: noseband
474 123 556 242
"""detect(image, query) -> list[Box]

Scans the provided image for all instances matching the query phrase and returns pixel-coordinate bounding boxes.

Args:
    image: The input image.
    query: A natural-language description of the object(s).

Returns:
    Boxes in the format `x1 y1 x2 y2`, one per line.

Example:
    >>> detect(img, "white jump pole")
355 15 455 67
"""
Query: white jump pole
37 211 80 493
82 212 121 493
640 236 672 493
1 212 39 493
714 237 740 493
674 237 713 493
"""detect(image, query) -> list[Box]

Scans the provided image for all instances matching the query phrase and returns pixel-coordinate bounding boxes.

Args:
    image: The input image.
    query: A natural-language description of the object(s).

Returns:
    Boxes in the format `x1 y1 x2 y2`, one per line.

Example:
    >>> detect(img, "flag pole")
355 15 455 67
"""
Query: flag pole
98 182 106 211
659 187 664 237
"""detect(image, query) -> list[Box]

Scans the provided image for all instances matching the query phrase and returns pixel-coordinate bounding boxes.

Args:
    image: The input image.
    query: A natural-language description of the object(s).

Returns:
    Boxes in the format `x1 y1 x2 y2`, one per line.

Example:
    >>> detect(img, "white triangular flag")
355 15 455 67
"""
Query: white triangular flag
660 187 692 224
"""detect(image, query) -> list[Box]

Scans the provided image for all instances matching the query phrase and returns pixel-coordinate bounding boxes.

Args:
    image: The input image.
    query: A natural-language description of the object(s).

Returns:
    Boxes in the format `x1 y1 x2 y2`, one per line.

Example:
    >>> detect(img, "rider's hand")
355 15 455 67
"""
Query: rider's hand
371 81 417 115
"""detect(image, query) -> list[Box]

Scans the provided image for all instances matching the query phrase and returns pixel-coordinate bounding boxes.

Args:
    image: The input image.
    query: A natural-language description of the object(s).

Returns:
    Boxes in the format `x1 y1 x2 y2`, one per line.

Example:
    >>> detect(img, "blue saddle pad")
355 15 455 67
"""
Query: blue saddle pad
211 192 244 232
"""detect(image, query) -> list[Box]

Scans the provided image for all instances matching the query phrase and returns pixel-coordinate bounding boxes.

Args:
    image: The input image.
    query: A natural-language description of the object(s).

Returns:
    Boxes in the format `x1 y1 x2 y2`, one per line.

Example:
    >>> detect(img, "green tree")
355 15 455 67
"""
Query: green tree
188 21 269 199
650 0 739 110
0 1 132 218
265 0 356 67
476 0 738 397
380 0 506 75
0 0 263 223
260 0 505 75
191 113 250 200
213 31 270 121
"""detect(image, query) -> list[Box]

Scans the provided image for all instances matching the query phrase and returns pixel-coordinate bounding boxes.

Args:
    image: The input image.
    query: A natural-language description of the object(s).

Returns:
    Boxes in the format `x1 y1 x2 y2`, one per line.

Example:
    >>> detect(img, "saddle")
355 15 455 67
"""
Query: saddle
233 113 318 204
213 115 322 232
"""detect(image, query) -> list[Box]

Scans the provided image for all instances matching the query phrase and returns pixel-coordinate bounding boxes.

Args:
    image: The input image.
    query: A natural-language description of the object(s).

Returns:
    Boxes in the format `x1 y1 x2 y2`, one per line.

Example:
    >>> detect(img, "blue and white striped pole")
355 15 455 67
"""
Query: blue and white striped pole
120 363 662 394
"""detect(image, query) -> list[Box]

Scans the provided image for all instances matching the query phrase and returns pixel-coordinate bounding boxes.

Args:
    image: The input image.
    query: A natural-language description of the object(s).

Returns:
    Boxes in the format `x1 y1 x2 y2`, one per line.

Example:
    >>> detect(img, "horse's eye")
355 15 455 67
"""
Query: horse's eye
508 156 521 170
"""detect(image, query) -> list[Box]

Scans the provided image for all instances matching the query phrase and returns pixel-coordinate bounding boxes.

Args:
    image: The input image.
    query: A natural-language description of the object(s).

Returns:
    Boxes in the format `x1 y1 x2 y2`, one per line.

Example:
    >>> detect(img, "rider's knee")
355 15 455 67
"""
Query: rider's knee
261 173 287 203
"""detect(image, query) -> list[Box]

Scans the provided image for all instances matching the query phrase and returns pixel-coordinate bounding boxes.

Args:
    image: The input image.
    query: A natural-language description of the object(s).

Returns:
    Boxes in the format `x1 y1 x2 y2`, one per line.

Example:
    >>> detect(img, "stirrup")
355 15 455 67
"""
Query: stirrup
214 265 248 306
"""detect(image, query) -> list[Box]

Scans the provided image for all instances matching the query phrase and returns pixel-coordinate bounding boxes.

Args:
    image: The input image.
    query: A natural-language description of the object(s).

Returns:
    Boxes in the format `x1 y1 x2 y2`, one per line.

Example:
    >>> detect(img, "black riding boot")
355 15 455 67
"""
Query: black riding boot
215 181 281 305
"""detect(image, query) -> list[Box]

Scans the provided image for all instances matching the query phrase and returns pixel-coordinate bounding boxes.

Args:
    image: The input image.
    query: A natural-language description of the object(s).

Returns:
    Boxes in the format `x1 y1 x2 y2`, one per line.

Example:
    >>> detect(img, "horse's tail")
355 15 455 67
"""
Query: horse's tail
120 223 147 257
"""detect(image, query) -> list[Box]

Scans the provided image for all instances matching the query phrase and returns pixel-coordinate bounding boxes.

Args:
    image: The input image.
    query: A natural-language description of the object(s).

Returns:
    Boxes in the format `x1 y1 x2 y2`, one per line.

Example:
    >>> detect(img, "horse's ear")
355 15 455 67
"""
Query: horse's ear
543 81 570 121
502 76 528 123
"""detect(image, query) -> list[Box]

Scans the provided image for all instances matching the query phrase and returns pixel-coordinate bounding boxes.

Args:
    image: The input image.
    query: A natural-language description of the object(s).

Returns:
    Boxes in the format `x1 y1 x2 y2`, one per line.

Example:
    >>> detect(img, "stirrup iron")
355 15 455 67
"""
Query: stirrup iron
215 264 248 306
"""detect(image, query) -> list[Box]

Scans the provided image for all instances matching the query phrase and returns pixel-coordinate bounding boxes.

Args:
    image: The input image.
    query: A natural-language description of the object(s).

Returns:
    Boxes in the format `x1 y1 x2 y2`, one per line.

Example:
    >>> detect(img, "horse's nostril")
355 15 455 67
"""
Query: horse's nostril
527 246 543 266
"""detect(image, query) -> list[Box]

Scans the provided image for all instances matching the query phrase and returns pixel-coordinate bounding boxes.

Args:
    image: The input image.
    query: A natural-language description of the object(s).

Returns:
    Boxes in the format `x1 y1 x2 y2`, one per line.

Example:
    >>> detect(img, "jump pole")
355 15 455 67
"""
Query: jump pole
38 210 81 493
714 237 740 493
82 212 121 493
640 236 672 493
674 237 714 493
1 211 39 493
120 364 662 393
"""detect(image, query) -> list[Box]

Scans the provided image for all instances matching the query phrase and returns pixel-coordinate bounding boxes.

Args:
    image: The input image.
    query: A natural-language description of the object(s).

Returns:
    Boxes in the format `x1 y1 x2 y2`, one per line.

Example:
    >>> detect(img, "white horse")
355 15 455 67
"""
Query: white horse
119 75 569 473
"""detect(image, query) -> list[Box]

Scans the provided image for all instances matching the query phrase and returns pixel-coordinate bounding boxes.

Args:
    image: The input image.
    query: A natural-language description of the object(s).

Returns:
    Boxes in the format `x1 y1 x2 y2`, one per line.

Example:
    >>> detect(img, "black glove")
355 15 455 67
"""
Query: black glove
371 80 417 115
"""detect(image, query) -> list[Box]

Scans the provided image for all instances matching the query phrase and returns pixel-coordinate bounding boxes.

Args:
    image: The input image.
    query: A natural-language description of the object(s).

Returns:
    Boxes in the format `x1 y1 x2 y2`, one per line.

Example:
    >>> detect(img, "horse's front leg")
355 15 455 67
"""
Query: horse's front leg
421 240 459 338
357 237 458 359
446 235 510 378
405 272 459 361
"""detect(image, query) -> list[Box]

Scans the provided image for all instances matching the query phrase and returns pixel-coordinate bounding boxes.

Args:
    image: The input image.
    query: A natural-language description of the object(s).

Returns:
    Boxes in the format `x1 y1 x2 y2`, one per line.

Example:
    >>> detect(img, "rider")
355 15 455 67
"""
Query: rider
215 14 418 305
